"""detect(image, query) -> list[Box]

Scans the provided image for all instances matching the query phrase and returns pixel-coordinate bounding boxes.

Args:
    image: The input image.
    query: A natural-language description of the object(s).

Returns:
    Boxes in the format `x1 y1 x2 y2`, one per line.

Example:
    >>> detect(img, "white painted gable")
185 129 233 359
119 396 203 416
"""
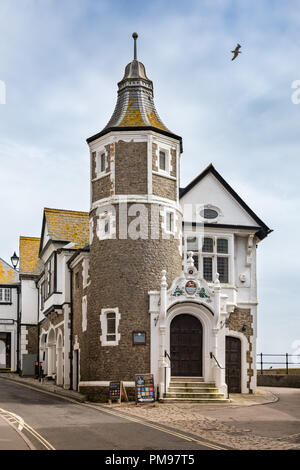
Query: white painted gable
180 171 260 227
42 221 51 248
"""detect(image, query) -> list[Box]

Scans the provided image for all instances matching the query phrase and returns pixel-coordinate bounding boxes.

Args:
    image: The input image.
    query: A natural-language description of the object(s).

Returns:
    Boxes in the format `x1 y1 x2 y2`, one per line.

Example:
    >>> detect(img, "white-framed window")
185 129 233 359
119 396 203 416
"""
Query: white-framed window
161 207 176 236
166 212 173 232
100 307 121 346
100 153 106 173
0 288 11 303
159 150 166 171
156 146 172 176
97 210 116 240
96 149 108 177
185 234 232 284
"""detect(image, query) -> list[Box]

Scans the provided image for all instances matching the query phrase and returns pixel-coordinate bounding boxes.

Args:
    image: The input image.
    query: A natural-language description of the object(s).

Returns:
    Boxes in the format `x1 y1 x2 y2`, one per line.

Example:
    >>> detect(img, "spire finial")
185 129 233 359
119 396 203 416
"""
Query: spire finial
132 32 138 60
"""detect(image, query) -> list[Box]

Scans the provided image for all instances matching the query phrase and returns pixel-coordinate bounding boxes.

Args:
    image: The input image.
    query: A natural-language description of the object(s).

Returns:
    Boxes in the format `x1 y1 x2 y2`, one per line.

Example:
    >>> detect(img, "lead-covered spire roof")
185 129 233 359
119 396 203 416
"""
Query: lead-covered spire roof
87 33 182 147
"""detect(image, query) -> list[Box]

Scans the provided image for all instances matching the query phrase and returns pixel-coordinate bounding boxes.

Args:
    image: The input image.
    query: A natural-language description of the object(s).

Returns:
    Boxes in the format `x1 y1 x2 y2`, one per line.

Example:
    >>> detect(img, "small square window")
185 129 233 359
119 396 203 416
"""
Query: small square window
100 153 106 173
159 151 166 171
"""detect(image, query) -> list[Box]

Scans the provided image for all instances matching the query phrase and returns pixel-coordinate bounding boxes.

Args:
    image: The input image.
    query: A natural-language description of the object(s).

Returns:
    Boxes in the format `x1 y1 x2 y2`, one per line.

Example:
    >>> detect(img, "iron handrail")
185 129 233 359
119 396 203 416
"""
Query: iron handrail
210 352 225 369
164 350 171 362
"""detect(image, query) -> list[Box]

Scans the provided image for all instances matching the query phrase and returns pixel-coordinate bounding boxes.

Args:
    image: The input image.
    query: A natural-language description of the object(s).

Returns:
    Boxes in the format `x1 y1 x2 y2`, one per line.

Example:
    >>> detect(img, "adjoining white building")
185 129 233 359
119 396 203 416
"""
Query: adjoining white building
0 258 19 371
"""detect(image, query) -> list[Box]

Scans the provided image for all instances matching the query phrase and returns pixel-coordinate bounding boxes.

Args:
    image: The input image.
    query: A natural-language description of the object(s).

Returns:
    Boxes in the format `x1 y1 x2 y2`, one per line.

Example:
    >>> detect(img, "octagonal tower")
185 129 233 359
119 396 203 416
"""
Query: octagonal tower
82 34 183 399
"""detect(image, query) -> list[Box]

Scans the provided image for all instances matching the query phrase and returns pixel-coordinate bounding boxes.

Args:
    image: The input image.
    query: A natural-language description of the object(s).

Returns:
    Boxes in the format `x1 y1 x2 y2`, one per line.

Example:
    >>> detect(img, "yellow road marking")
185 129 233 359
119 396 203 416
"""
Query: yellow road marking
0 407 55 450
0 378 226 450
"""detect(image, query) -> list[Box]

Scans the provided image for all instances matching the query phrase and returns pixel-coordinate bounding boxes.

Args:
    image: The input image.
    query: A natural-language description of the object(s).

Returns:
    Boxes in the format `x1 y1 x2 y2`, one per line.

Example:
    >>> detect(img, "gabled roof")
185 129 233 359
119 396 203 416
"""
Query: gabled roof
19 237 41 275
0 257 19 285
180 163 272 240
39 208 89 255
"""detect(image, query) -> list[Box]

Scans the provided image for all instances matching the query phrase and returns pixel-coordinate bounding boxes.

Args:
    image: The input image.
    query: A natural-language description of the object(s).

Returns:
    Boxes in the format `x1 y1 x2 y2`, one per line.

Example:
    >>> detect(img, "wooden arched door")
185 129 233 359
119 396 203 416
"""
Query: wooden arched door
226 336 241 393
170 314 202 377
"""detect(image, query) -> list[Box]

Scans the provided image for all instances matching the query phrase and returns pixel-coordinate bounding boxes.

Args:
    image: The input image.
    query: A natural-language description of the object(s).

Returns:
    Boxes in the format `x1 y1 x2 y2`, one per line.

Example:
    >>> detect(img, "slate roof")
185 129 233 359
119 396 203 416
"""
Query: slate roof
0 258 19 284
87 36 182 148
41 208 89 253
19 237 41 275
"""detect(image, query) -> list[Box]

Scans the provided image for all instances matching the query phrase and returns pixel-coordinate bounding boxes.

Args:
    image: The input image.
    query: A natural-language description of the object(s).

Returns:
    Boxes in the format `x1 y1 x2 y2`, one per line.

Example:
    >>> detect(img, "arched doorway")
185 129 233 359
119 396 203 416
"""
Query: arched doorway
170 314 203 376
0 339 6 368
56 331 63 386
47 329 56 377
226 336 241 393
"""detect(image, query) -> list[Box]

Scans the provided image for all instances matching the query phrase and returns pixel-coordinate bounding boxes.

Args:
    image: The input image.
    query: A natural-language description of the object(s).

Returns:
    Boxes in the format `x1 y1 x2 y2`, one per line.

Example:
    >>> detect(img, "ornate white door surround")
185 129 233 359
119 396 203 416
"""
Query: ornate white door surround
149 252 229 398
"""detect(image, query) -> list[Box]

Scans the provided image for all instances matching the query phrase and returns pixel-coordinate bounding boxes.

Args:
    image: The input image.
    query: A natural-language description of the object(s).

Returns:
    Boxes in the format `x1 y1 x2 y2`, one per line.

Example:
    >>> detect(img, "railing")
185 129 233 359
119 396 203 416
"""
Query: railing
164 350 171 395
257 353 300 375
210 352 225 369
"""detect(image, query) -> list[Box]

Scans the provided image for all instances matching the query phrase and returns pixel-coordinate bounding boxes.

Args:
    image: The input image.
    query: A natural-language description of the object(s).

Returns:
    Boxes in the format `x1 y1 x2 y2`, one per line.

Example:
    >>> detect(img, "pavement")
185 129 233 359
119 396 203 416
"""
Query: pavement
0 413 31 450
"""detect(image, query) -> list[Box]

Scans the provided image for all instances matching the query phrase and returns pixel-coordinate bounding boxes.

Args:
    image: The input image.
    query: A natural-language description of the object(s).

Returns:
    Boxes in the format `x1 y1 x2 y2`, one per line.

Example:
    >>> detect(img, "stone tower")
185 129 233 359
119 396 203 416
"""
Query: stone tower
83 33 183 396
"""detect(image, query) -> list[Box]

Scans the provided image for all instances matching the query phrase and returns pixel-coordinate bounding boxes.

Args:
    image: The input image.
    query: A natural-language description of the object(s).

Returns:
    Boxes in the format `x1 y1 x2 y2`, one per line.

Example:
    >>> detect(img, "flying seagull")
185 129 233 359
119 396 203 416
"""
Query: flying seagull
231 44 242 61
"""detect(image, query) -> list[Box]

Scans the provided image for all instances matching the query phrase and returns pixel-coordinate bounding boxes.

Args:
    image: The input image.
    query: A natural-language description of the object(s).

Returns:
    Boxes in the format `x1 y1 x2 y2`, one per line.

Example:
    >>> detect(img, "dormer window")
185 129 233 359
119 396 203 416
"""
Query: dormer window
159 151 166 171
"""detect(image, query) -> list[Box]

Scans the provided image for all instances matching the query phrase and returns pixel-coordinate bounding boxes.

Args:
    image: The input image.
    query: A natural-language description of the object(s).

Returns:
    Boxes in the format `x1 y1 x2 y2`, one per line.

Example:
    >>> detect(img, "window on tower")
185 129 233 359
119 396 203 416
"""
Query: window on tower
100 153 106 173
159 151 166 171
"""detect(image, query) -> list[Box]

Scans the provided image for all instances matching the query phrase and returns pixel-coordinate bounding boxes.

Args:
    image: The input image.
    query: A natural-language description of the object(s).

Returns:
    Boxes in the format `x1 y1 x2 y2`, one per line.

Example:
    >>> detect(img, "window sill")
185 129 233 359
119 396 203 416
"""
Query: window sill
153 170 176 181
92 171 111 182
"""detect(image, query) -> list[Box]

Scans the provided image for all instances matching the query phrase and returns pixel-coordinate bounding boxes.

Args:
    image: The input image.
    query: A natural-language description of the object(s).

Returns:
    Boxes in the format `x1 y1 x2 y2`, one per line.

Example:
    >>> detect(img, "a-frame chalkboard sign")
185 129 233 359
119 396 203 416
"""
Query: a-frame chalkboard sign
108 381 128 404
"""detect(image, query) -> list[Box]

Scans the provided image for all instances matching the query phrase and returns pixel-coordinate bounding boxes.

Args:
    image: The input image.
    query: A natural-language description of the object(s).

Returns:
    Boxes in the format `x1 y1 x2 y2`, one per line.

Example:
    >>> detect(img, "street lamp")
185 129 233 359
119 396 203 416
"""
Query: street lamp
11 251 19 270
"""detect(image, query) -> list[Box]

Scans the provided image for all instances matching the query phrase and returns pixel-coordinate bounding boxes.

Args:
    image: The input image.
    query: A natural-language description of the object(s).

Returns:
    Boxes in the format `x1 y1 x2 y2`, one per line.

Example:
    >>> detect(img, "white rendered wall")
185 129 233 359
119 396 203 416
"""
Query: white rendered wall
21 279 38 324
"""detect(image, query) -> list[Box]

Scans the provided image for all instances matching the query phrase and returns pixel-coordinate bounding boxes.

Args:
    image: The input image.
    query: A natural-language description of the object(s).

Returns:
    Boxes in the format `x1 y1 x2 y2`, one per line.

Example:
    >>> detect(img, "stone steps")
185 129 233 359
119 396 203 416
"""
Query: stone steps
168 387 219 393
162 398 229 403
160 376 229 403
165 392 225 399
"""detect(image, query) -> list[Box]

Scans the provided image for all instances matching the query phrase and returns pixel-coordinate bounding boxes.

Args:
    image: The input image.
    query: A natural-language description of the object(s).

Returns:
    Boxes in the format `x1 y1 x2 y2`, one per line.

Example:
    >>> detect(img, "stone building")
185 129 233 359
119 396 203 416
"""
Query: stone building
2 34 271 401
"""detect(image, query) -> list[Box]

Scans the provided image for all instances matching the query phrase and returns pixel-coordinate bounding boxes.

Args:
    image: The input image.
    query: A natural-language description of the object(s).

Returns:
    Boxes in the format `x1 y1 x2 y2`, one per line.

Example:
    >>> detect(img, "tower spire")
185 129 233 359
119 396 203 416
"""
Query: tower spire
132 32 138 60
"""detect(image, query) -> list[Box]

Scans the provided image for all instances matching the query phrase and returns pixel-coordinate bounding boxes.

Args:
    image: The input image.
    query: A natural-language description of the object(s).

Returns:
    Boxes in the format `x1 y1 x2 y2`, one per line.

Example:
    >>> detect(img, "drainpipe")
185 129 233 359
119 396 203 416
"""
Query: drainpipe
69 264 73 390
37 280 40 371
16 285 20 374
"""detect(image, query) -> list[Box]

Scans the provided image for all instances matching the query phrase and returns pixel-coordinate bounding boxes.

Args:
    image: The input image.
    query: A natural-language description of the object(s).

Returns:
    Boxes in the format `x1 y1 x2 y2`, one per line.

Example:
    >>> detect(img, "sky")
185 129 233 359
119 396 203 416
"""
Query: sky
0 0 299 359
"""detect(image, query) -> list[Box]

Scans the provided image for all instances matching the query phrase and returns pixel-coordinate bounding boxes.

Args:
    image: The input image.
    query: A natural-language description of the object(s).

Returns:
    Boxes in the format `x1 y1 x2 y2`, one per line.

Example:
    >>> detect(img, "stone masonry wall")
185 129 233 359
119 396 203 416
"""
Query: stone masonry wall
72 260 88 382
26 325 39 355
152 174 177 200
84 202 182 385
225 307 254 392
115 141 148 195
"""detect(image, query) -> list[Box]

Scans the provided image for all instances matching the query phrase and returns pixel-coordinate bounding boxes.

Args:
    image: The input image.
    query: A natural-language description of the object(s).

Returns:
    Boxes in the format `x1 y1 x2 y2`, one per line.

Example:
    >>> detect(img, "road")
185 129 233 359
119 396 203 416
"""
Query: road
0 378 224 450
197 387 300 442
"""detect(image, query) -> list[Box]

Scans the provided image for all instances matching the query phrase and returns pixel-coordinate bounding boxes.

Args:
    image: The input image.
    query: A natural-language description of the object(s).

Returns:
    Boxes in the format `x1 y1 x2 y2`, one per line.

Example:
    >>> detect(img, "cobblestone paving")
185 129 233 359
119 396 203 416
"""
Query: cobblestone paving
102 402 300 450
